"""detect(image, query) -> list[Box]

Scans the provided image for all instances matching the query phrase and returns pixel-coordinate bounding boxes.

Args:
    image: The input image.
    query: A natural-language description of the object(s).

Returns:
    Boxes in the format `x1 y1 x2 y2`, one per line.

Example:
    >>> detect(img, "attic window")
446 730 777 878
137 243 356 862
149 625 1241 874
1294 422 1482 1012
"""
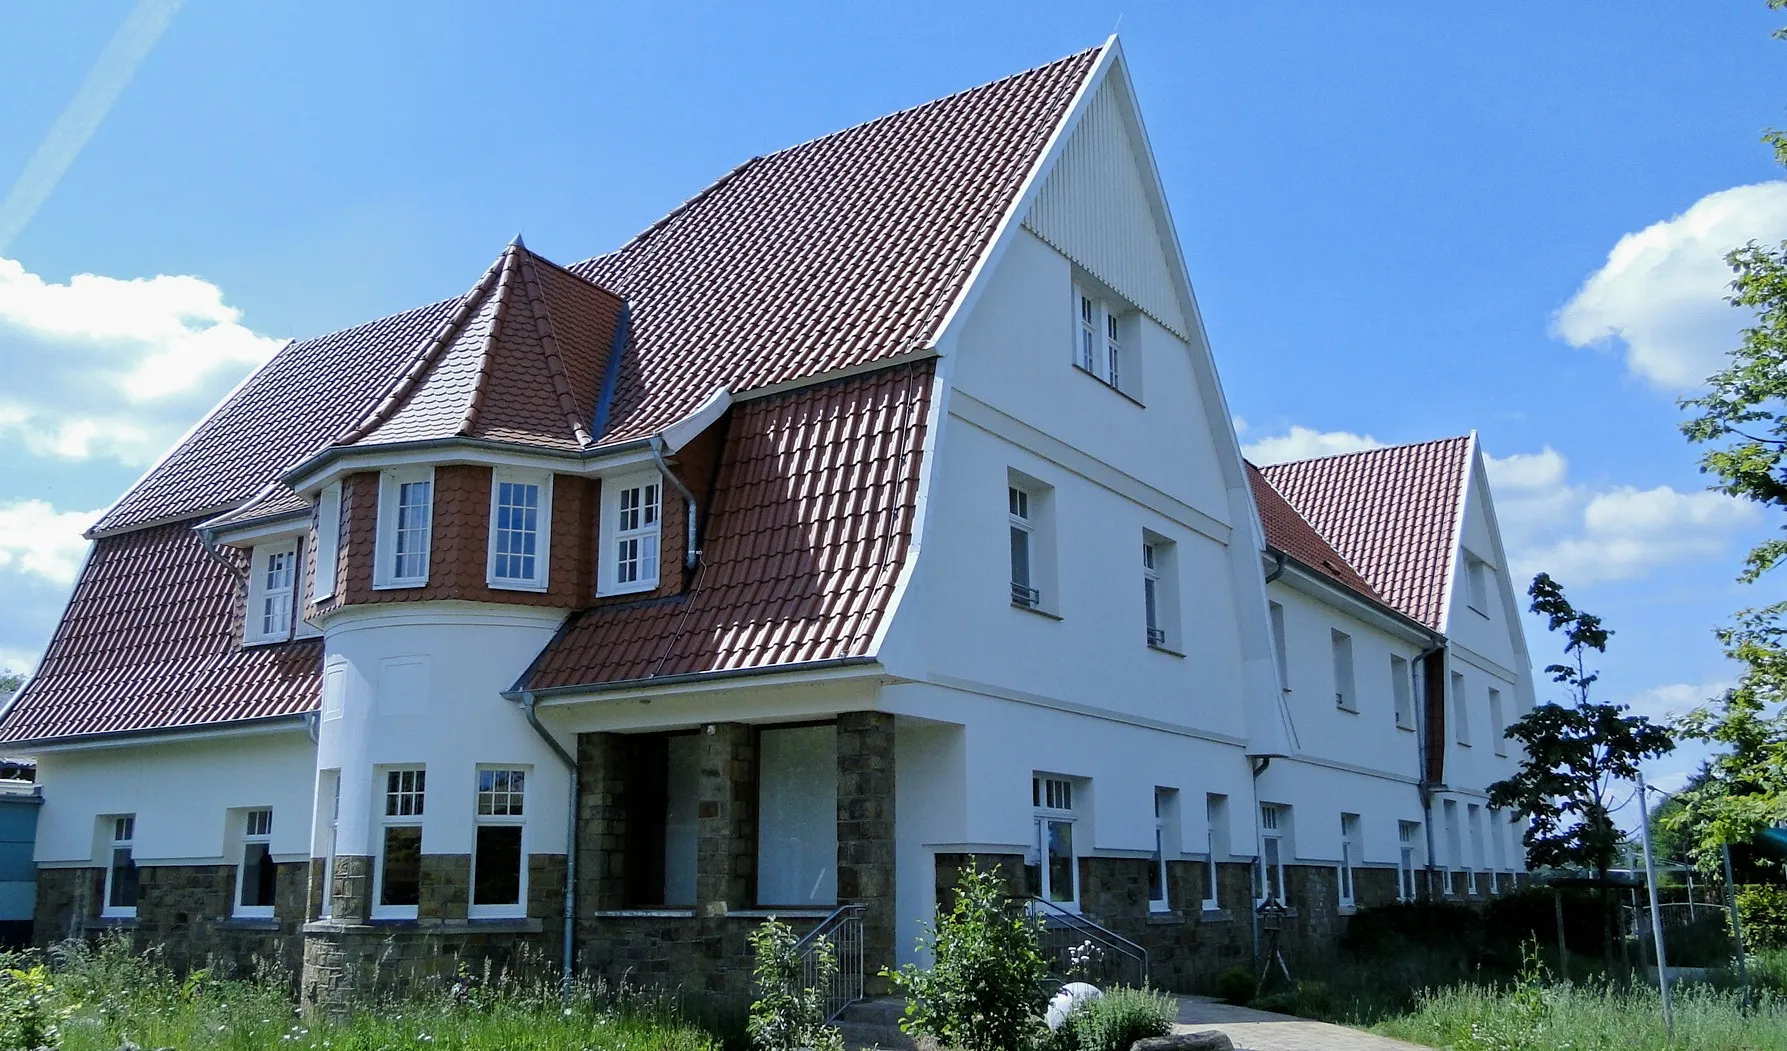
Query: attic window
488 470 552 591
374 468 434 589
598 472 661 596
1072 283 1140 399
244 540 298 645
1464 554 1490 615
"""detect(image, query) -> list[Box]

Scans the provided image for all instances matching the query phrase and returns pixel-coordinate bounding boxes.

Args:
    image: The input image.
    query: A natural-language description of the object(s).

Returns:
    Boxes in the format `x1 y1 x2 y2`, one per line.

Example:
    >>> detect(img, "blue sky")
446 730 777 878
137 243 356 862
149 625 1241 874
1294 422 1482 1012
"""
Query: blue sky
1 2 1782 816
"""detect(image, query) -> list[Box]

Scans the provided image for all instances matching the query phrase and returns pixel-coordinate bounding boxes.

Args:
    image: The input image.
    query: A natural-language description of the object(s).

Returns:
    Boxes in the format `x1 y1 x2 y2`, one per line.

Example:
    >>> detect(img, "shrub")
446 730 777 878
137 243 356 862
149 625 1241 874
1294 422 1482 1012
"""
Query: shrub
0 964 70 1051
747 917 843 1051
1738 884 1787 951
1214 965 1254 1006
1051 985 1175 1051
1663 910 1735 967
884 863 1050 1051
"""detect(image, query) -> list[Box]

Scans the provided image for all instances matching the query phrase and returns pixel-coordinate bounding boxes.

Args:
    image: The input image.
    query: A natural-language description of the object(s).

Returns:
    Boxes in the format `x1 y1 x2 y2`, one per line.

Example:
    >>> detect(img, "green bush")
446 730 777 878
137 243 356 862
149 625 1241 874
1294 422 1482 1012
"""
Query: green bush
1663 910 1735 967
0 964 70 1050
1048 986 1175 1051
884 864 1050 1051
1213 965 1253 1006
1738 884 1787 951
747 917 843 1051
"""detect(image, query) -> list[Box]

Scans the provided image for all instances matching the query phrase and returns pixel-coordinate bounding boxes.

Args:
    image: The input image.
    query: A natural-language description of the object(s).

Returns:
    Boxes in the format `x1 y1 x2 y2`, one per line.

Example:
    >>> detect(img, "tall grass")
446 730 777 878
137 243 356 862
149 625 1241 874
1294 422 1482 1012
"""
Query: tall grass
5 936 720 1051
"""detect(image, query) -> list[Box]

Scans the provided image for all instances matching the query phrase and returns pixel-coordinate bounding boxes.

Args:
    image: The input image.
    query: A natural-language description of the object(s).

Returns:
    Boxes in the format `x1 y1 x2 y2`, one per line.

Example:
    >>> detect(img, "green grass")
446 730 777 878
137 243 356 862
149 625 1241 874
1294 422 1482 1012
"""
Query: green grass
3 937 721 1051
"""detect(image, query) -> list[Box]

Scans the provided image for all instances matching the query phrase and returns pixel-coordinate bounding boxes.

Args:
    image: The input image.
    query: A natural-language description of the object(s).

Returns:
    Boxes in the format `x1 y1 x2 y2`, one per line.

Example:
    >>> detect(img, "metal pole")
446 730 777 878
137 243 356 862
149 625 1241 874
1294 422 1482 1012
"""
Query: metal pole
1554 888 1569 981
1722 842 1751 1008
1637 769 1673 1038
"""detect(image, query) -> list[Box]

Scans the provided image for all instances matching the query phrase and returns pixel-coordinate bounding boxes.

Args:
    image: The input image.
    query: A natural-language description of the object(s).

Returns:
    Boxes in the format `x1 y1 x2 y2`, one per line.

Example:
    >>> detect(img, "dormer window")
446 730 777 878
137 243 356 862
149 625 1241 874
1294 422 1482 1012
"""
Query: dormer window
598 471 661 596
488 470 552 591
374 468 434 589
244 540 298 645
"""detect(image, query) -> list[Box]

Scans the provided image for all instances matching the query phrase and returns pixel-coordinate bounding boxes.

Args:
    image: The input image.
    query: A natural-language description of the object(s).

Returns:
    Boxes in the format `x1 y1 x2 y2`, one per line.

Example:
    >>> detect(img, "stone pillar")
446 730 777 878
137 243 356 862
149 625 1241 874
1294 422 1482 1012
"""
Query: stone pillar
696 722 755 915
329 855 372 922
837 711 896 992
576 732 629 913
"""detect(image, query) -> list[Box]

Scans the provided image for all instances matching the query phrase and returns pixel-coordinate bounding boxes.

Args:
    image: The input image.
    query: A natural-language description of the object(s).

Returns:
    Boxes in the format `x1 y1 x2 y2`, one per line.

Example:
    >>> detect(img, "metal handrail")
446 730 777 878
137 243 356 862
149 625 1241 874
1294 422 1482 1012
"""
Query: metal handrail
793 903 866 1021
1025 896 1148 986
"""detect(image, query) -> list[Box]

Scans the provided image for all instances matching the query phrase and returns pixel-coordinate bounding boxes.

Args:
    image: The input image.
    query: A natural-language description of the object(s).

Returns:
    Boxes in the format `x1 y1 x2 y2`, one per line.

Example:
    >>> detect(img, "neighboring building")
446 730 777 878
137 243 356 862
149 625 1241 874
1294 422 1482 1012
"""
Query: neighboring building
0 37 1532 1005
0 768 40 948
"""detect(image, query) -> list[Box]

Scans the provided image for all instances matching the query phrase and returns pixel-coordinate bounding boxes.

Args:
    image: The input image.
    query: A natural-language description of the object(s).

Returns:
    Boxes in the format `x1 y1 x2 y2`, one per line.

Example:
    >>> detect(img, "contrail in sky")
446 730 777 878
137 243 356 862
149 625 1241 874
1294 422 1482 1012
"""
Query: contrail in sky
0 0 184 254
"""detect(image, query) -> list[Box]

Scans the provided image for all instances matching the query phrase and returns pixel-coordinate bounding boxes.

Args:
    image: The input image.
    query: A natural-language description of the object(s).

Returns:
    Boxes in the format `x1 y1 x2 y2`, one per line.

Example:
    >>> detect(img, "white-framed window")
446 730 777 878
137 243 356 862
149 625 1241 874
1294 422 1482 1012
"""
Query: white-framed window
597 472 661 595
234 808 277 918
243 540 298 645
1149 788 1178 912
1007 471 1057 614
374 767 425 919
1256 803 1288 905
1028 775 1079 910
1204 794 1229 911
488 471 552 590
1468 803 1486 896
1489 688 1507 756
1142 533 1181 650
1339 813 1361 909
1072 285 1136 396
1397 820 1421 902
1490 806 1508 893
1332 630 1356 711
317 770 340 919
1442 799 1462 898
471 767 528 917
1465 553 1490 615
1269 602 1288 690
1143 543 1162 645
1452 671 1471 746
1010 486 1037 608
313 482 342 602
101 815 138 918
1391 655 1415 729
374 469 434 588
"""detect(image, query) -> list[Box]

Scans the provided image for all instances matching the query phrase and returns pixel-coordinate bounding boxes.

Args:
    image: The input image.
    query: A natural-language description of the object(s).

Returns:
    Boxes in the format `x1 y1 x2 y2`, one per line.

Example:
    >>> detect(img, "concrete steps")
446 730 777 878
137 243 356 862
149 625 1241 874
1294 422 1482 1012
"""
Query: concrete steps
836 996 920 1050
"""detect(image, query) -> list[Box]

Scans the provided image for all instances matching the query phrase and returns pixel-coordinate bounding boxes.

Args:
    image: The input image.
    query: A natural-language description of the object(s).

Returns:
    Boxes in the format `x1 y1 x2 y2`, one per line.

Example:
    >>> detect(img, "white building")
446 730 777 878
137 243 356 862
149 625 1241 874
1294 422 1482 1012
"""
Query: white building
0 37 1532 1005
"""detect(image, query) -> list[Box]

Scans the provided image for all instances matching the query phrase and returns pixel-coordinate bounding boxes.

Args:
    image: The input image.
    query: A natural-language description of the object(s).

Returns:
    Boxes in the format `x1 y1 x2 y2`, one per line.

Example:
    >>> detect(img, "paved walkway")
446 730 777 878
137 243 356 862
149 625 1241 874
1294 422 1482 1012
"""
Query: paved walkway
1175 997 1433 1051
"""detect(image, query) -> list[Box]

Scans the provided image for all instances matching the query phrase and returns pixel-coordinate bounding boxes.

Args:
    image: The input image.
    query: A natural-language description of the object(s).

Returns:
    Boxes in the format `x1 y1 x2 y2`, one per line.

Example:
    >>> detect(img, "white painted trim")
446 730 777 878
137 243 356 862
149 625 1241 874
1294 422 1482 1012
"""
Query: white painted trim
531 660 886 709
323 602 566 635
486 469 553 592
1274 561 1434 645
287 440 656 497
313 482 342 602
918 673 1249 747
18 716 312 754
1436 432 1478 636
1447 641 1521 685
950 390 1231 543
468 763 530 919
595 469 663 597
660 387 732 452
208 514 309 547
867 362 953 658
243 540 300 645
372 467 434 590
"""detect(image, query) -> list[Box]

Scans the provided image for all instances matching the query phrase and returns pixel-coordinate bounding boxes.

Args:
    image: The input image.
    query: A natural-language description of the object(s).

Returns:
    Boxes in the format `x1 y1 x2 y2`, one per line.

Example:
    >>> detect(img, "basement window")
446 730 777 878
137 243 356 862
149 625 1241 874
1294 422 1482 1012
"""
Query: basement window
101 815 138 919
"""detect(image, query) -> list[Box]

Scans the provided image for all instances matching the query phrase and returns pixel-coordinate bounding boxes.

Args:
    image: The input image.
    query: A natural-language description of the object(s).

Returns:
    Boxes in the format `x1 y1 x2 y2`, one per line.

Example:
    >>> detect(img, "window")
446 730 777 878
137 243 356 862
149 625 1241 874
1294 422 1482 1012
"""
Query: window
472 767 527 916
1391 656 1414 729
102 815 138 918
375 768 425 919
1203 794 1228 911
1028 776 1079 909
1150 788 1178 912
1339 813 1361 908
1490 807 1508 893
1332 630 1356 711
1143 543 1163 646
1398 821 1421 902
1072 286 1136 396
758 725 838 907
1451 671 1470 746
317 771 340 918
598 472 661 595
1010 487 1036 607
1465 554 1490 615
1257 804 1288 905
618 734 700 908
1141 533 1181 650
242 540 298 645
374 469 434 588
1468 804 1486 896
488 472 552 590
1269 602 1288 689
1442 800 1462 897
1489 688 1507 756
234 808 277 918
1006 472 1057 613
313 482 342 602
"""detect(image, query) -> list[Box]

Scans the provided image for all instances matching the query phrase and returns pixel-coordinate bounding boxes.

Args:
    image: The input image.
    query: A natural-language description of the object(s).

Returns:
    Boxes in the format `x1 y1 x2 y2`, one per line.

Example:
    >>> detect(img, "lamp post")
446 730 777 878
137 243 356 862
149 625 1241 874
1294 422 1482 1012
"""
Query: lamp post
1635 768 1673 1038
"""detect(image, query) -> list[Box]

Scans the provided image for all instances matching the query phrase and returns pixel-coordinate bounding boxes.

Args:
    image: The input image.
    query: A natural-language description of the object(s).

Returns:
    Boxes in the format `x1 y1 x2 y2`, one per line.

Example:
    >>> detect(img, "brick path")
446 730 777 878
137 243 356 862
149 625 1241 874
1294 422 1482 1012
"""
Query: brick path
1175 997 1433 1051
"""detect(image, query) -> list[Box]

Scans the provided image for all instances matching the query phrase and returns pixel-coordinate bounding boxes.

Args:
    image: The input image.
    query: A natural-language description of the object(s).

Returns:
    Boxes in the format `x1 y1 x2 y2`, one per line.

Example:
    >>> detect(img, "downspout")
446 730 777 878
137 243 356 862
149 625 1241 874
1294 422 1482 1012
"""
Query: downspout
1264 551 1287 584
521 689 578 1001
197 526 247 584
1414 638 1445 897
650 438 700 571
1248 549 1287 963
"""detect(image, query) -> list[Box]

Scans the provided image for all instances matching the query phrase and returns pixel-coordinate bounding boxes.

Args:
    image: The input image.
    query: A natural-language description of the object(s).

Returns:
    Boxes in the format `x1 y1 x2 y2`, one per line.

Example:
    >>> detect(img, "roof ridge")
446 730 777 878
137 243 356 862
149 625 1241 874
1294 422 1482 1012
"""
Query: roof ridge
337 257 506 446
1258 433 1473 472
513 247 597 448
457 245 526 436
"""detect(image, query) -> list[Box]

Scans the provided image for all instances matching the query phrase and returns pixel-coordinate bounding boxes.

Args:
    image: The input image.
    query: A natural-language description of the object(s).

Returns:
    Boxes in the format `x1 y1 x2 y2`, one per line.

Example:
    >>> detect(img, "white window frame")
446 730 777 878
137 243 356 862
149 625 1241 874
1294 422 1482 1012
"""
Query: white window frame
1009 486 1038 608
1332 629 1356 711
1256 804 1288 906
1452 671 1471 746
1142 532 1181 651
374 468 434 589
1030 776 1080 911
470 766 529 918
1149 788 1176 913
233 808 276 919
313 482 342 602
1391 655 1415 729
1467 803 1486 896
1397 820 1421 902
1143 543 1163 646
1203 794 1228 912
317 770 340 919
1072 285 1133 395
1339 813 1361 909
597 471 662 596
1490 688 1507 756
1269 602 1288 690
244 540 299 645
1442 799 1462 898
487 470 553 591
1465 554 1490 615
373 767 426 920
101 815 138 919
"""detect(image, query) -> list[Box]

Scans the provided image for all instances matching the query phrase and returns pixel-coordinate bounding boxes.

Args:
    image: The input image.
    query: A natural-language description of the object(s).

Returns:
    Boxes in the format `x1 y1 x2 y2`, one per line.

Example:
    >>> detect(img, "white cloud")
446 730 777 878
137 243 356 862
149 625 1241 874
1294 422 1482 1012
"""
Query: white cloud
1242 426 1386 466
0 255 282 464
1554 181 1787 390
1615 679 1734 724
0 500 97 586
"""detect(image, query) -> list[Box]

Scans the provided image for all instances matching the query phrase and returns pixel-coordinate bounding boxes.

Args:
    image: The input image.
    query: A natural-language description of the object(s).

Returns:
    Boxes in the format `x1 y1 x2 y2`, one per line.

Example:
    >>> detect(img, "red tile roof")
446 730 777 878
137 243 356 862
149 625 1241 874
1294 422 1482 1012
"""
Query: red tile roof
523 362 932 691
1258 437 1473 631
572 46 1099 445
0 521 320 744
1246 463 1381 603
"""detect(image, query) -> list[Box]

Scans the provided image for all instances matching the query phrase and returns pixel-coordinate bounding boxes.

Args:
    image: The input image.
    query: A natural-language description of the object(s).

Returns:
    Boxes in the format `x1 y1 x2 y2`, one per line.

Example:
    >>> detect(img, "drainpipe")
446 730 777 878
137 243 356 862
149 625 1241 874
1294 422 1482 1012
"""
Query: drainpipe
520 689 578 1001
197 526 248 583
1414 639 1444 897
650 438 700 571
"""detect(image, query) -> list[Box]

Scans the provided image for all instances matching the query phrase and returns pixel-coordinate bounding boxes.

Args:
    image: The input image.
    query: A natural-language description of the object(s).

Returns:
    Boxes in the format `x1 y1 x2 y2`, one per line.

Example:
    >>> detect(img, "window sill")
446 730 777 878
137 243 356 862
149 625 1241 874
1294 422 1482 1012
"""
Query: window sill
592 909 697 919
487 578 550 594
241 634 294 649
1011 601 1063 621
304 917 544 935
1146 909 1181 925
1200 905 1226 920
1337 704 1359 715
598 580 660 599
725 908 835 919
1338 904 1356 917
1146 642 1185 658
91 914 137 928
223 916 281 931
1396 722 1416 732
1071 363 1145 408
372 579 428 591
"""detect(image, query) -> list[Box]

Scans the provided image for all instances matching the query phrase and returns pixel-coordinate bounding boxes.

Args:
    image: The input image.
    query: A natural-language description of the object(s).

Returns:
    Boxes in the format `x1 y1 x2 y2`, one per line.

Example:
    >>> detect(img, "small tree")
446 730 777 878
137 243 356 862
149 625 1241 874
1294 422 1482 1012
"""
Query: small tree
884 864 1050 1051
0 670 21 705
747 917 844 1051
1488 573 1674 970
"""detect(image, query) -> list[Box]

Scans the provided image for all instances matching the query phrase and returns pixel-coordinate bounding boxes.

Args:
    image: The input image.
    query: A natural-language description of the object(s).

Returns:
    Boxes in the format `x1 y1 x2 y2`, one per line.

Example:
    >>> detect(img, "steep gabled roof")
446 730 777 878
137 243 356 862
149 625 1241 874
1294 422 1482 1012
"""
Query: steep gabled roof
573 46 1100 445
1246 463 1381 603
1258 437 1473 631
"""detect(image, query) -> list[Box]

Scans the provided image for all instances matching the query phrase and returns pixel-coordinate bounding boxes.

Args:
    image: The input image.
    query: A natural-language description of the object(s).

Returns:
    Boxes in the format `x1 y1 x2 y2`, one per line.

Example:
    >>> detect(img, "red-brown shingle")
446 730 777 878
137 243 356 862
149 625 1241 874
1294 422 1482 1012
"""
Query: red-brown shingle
1247 463 1381 603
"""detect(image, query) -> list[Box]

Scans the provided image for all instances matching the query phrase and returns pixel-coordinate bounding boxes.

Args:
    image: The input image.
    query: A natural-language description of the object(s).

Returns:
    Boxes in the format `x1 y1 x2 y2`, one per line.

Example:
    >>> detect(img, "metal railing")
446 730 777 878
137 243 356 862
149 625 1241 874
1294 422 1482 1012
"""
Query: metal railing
1012 583 1042 608
793 903 866 1021
1026 896 1148 989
